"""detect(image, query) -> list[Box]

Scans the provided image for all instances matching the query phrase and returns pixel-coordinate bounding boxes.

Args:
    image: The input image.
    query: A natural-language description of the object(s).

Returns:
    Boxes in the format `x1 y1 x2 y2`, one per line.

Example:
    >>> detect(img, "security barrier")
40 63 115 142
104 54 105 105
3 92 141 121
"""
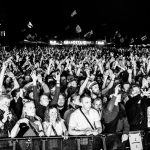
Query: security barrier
0 131 150 150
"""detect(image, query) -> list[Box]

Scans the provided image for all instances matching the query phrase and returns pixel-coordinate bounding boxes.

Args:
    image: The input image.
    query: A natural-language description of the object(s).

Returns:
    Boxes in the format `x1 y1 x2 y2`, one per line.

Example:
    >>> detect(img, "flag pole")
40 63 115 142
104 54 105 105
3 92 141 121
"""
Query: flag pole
79 33 81 40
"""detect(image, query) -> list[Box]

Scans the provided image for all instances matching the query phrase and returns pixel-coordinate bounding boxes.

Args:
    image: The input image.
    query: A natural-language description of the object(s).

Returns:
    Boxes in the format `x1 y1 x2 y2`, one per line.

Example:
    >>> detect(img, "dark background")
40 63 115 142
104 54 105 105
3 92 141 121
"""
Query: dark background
1 0 150 45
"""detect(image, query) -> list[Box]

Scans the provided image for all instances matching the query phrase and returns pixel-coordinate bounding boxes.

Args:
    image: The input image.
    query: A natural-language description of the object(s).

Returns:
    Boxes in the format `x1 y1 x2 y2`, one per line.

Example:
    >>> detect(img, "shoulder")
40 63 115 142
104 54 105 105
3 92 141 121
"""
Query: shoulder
72 108 80 114
70 109 81 118
90 108 99 114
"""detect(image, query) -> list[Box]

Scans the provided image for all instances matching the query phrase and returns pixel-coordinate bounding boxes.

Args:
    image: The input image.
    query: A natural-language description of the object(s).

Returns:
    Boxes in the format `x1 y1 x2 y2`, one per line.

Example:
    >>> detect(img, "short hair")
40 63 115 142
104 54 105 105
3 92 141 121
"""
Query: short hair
80 93 91 102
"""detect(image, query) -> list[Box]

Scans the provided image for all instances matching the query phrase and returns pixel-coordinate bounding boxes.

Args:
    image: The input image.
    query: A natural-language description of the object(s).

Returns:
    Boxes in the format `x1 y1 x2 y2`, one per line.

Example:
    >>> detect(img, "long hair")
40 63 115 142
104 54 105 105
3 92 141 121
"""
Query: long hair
44 105 61 123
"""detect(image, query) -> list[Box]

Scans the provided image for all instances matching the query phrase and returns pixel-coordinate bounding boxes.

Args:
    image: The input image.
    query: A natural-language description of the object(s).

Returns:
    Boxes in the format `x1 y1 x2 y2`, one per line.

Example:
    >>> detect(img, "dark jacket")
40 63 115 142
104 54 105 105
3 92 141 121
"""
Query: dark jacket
125 95 150 131
33 84 60 121
102 96 130 134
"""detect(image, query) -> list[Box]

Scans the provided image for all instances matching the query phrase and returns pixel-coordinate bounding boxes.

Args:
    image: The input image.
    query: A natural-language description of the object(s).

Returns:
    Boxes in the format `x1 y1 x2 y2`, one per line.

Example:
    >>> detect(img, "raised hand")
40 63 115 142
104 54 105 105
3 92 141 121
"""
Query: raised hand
53 71 60 82
127 68 132 74
37 74 43 83
30 70 37 82
110 72 115 81
85 68 90 78
114 84 121 96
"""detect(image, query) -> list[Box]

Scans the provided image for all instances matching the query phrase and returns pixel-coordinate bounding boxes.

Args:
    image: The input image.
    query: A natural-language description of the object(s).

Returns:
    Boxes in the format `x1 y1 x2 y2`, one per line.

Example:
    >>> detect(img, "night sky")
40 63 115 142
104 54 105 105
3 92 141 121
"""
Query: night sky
1 0 150 44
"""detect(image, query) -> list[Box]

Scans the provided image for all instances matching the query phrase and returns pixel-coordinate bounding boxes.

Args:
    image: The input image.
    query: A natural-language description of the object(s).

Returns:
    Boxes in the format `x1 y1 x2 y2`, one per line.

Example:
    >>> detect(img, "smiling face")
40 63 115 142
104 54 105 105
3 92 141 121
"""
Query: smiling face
93 99 102 111
91 84 100 94
130 86 140 97
49 107 58 122
57 94 65 107
40 95 49 106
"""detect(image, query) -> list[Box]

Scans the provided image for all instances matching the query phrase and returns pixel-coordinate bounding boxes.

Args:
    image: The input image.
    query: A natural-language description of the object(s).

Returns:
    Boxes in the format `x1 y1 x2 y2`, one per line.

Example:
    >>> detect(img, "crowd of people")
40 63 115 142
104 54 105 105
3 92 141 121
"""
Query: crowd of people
0 44 150 149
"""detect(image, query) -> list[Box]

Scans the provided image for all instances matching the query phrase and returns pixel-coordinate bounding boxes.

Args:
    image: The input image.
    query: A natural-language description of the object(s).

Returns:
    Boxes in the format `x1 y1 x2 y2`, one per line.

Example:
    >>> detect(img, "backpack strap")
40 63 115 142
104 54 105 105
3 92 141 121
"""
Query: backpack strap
80 108 95 130
51 124 58 136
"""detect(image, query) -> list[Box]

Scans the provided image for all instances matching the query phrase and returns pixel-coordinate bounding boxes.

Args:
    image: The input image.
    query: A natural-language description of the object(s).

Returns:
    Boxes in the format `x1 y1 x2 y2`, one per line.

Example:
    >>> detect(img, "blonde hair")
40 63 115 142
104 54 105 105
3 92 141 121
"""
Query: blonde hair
21 101 35 118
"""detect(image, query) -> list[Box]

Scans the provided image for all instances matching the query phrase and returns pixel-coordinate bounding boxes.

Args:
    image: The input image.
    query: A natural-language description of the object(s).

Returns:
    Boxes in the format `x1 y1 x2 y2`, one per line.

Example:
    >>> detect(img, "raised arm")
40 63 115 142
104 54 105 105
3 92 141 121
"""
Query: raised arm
0 61 8 94
50 71 61 106
37 74 50 95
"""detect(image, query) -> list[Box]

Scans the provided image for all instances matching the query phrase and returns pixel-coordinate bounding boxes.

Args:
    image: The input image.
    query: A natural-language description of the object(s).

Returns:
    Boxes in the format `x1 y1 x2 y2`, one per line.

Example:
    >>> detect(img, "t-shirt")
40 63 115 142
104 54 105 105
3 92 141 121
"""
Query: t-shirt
69 108 100 131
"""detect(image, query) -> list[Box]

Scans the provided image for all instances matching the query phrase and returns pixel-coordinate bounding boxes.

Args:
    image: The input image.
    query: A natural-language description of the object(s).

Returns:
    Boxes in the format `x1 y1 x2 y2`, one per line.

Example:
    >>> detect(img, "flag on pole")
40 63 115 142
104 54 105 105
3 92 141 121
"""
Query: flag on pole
130 38 134 44
27 21 33 28
71 10 77 17
84 30 93 38
76 25 82 33
141 35 147 41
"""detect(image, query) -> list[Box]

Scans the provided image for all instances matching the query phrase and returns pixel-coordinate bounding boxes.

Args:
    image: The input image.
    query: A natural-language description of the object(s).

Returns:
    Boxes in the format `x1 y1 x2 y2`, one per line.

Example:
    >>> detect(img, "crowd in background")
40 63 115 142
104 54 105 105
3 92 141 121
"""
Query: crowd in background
0 45 150 149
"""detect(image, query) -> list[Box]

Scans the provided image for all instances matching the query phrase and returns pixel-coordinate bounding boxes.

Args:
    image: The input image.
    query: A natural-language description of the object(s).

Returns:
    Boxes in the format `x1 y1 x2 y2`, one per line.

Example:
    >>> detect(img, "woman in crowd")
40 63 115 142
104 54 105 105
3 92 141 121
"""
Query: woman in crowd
43 105 68 138
43 105 68 150
0 95 17 149
1 44 150 149
10 101 44 150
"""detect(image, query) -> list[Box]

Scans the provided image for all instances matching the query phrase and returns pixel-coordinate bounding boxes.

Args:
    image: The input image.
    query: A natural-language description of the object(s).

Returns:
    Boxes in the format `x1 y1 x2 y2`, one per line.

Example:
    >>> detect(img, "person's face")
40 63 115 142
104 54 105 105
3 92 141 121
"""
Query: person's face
40 95 49 106
25 75 31 82
57 95 65 107
5 77 11 84
123 83 130 92
91 84 100 94
72 80 77 87
49 108 57 121
84 64 89 69
50 86 56 96
18 78 24 85
130 86 140 97
90 74 95 82
103 96 108 104
93 100 102 110
105 63 110 69
61 65 65 71
25 102 36 117
29 92 33 99
61 76 67 85
82 97 91 111
1 97 10 109
71 94 78 102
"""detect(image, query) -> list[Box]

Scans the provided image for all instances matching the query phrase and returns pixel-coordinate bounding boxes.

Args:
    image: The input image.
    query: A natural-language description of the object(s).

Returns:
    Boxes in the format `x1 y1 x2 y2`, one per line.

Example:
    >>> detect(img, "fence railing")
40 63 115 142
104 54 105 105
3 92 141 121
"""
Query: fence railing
0 131 150 150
